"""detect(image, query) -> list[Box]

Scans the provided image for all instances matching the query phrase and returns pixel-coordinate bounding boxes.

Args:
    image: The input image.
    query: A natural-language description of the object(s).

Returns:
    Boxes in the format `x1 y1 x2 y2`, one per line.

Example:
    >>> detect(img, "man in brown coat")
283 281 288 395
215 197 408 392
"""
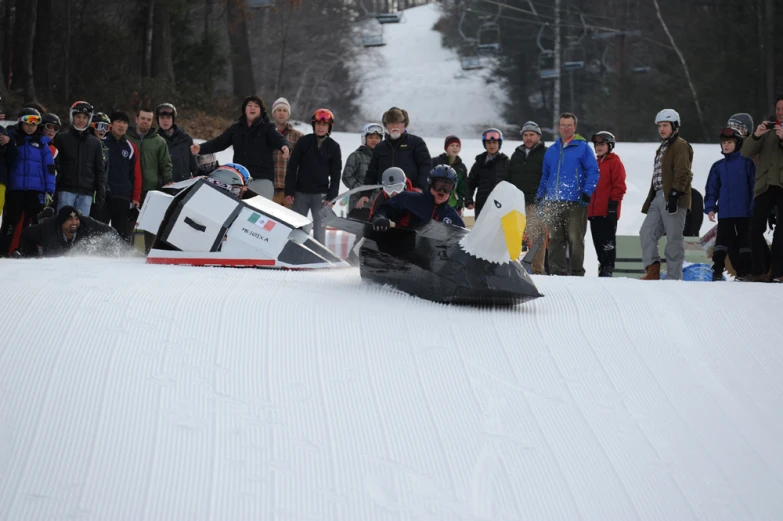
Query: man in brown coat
742 94 783 282
639 109 693 280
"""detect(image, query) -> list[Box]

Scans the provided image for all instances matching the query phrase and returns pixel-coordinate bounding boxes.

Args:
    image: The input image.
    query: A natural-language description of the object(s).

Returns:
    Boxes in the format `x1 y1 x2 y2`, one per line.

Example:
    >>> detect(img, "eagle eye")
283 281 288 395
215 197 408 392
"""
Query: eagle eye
494 200 501 208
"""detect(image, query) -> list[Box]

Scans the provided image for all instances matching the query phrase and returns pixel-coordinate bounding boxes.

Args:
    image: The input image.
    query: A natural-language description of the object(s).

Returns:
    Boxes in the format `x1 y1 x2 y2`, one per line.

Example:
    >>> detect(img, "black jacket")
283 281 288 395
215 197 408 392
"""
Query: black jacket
54 127 106 205
104 133 140 201
364 132 432 190
0 125 17 186
508 142 547 205
466 151 511 209
17 214 118 257
284 134 342 200
198 115 289 182
158 125 199 182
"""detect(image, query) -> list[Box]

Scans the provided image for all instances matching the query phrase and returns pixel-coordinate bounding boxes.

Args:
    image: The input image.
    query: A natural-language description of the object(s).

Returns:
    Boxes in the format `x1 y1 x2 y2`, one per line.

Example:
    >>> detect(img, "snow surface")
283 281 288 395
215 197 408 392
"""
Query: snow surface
2 258 783 521
350 3 509 137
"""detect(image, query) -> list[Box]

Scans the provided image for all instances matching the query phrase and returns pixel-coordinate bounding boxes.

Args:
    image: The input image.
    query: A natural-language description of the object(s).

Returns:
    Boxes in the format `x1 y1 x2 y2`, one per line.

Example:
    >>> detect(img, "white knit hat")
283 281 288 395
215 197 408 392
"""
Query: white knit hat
271 97 291 114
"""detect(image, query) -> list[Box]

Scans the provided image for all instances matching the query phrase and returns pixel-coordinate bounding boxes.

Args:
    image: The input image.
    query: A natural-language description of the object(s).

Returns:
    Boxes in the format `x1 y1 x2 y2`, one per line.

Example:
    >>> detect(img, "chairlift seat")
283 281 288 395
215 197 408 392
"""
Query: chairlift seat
477 43 500 54
461 56 482 70
249 0 273 7
363 35 386 47
563 60 585 71
376 13 402 24
540 69 560 80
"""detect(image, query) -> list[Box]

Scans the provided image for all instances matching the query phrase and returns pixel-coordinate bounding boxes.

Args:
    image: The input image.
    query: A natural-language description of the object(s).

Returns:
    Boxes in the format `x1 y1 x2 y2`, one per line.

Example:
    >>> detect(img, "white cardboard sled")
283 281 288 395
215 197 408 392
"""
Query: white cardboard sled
137 178 348 270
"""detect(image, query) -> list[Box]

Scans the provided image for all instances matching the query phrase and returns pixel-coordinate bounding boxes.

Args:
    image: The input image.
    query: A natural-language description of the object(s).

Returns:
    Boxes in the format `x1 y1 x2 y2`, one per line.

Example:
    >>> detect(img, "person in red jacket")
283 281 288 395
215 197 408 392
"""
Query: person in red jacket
368 167 420 219
589 132 627 277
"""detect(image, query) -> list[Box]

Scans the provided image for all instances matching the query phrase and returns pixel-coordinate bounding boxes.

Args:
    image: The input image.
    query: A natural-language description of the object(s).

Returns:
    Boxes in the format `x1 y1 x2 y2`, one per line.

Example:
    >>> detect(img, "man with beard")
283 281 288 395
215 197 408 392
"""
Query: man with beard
14 205 120 258
269 97 302 207
363 107 432 191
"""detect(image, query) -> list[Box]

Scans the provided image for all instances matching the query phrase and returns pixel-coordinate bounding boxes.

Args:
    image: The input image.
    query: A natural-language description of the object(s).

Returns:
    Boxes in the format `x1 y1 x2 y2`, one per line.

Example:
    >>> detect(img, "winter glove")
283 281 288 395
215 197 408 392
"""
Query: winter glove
769 211 777 230
666 190 682 215
372 214 390 232
44 193 54 207
579 192 592 207
607 200 619 216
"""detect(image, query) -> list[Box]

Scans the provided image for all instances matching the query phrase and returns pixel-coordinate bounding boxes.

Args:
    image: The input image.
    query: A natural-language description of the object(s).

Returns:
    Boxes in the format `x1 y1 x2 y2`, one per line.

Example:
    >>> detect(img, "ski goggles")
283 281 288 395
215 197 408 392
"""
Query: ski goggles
157 111 174 118
431 179 455 194
93 122 109 132
482 130 501 141
592 136 608 144
383 181 406 196
718 127 738 138
313 109 334 123
365 124 384 136
19 115 41 125
44 123 60 132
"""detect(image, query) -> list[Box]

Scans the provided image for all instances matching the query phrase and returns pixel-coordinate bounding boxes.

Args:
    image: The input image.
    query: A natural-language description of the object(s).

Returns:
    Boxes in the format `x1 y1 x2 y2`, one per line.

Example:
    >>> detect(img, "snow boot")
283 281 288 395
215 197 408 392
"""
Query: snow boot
640 262 660 280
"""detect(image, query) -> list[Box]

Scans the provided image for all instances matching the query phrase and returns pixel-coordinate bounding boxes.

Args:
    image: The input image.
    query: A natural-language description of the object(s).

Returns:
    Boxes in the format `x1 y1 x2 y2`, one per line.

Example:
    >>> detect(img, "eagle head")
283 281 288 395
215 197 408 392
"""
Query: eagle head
459 181 527 264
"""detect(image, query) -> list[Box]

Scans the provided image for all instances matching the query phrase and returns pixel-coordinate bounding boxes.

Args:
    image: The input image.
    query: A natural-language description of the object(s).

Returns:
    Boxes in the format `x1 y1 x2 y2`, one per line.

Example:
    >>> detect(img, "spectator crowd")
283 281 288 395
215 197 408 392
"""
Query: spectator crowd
1 93 782 282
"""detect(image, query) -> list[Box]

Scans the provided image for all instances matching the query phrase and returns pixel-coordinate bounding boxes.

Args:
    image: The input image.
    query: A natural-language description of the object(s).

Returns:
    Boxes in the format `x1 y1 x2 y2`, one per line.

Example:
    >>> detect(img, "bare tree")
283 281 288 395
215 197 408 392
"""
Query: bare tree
152 0 175 85
142 0 155 77
225 0 255 97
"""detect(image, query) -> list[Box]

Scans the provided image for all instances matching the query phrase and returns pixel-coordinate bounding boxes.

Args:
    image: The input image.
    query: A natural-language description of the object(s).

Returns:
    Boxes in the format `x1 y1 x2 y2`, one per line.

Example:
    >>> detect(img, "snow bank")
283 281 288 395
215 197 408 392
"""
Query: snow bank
350 3 509 137
1 258 782 520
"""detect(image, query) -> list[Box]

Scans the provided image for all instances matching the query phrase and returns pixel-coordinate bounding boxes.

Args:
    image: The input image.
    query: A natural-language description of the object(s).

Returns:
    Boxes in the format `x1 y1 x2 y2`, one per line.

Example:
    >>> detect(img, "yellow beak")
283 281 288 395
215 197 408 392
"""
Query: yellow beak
501 209 526 261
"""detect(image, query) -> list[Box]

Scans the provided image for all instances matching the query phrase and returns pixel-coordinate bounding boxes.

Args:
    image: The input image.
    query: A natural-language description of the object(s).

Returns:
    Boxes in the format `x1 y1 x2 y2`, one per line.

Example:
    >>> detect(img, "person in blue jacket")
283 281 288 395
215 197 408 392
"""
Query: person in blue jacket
0 108 55 256
372 164 465 231
535 112 599 276
704 126 756 280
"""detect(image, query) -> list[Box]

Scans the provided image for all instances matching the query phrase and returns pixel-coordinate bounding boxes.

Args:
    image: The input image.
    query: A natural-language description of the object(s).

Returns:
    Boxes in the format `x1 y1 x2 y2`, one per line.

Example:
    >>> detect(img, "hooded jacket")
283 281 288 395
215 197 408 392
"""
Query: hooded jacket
588 152 627 218
158 125 199 182
54 127 106 204
704 150 755 219
8 128 55 193
126 126 172 194
536 135 600 203
508 141 547 205
466 151 511 208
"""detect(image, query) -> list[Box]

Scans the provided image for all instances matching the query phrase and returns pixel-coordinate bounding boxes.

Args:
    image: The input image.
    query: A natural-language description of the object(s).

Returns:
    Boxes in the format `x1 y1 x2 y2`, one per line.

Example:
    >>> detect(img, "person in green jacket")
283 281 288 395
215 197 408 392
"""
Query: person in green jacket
431 135 468 213
508 121 548 274
742 94 783 282
126 107 172 253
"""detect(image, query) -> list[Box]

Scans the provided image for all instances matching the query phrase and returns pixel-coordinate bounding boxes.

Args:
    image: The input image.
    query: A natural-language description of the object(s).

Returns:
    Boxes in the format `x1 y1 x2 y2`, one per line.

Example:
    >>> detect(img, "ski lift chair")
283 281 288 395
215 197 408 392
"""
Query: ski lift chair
476 22 500 54
631 43 652 74
376 12 403 23
562 45 585 71
538 51 559 80
363 34 386 47
461 55 482 70
249 0 273 7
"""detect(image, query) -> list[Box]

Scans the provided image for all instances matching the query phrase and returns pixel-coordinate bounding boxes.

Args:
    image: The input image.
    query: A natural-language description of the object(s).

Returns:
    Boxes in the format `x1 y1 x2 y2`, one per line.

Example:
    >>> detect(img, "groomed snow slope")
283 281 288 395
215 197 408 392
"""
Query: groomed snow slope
351 3 508 137
1 258 783 521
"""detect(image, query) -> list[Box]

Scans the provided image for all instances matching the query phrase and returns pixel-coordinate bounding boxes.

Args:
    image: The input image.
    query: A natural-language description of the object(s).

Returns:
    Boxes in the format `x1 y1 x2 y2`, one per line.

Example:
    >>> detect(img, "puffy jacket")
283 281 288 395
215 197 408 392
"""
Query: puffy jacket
1 125 18 186
198 115 289 183
588 152 627 218
126 126 173 194
342 145 374 209
55 127 107 204
364 132 432 190
536 135 600 203
158 125 199 182
374 189 465 229
741 122 783 198
642 134 693 213
431 153 468 209
104 133 143 202
284 134 342 200
466 151 511 209
17 213 118 258
9 129 55 193
508 141 547 205
704 150 755 219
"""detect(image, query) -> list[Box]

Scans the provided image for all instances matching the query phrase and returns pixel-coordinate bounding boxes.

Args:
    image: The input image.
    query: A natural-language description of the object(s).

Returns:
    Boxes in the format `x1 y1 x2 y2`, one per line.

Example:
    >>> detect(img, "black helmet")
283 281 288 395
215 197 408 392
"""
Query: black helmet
69 101 94 131
591 131 616 153
155 102 177 121
42 113 62 128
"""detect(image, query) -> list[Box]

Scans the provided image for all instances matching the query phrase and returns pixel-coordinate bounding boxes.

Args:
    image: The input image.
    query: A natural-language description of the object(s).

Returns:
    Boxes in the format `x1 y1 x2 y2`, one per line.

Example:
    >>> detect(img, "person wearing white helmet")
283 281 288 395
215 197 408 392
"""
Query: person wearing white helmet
345 122 383 212
639 108 694 280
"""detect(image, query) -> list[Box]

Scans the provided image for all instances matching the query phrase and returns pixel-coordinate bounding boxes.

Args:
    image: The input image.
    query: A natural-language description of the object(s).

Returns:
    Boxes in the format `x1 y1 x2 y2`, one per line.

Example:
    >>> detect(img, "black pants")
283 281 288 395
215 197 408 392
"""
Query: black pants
0 190 44 256
589 215 617 277
713 217 752 278
750 186 783 277
93 196 131 241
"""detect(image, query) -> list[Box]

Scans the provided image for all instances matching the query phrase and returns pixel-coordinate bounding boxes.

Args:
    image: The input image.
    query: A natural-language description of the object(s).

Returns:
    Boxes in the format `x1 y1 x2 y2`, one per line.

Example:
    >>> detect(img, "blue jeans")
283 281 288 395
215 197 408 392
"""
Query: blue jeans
58 192 93 216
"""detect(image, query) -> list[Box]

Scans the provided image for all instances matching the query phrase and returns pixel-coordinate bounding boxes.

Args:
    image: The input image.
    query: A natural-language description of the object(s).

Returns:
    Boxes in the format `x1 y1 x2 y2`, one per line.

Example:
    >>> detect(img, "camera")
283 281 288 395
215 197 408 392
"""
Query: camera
765 116 777 130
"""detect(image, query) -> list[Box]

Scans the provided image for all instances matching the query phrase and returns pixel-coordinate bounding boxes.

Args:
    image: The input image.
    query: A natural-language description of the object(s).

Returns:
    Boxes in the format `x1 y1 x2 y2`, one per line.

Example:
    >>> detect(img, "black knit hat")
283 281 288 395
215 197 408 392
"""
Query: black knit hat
241 95 267 117
57 205 81 225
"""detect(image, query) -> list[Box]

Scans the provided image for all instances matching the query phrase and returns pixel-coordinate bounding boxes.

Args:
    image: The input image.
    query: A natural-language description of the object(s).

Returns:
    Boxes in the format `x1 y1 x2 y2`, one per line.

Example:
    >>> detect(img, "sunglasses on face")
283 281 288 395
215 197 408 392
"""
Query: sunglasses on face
20 115 41 125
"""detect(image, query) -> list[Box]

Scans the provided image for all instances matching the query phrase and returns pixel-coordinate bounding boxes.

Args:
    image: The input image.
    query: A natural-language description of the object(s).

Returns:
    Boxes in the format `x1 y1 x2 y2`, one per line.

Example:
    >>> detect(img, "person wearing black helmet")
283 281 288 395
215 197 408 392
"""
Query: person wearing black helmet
155 103 199 183
371 164 465 231
190 95 290 200
54 100 106 217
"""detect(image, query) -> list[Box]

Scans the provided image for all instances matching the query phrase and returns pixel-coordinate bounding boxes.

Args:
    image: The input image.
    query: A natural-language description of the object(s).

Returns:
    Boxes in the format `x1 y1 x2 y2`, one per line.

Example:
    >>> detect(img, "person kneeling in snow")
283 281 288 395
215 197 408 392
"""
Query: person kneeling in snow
14 205 120 258
371 165 465 231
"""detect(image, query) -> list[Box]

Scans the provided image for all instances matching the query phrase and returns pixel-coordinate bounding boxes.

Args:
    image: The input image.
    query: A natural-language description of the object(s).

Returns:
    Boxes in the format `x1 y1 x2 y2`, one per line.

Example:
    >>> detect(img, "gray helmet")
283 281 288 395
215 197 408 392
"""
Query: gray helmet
382 167 407 195
207 166 245 196
726 113 754 138
197 153 218 175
